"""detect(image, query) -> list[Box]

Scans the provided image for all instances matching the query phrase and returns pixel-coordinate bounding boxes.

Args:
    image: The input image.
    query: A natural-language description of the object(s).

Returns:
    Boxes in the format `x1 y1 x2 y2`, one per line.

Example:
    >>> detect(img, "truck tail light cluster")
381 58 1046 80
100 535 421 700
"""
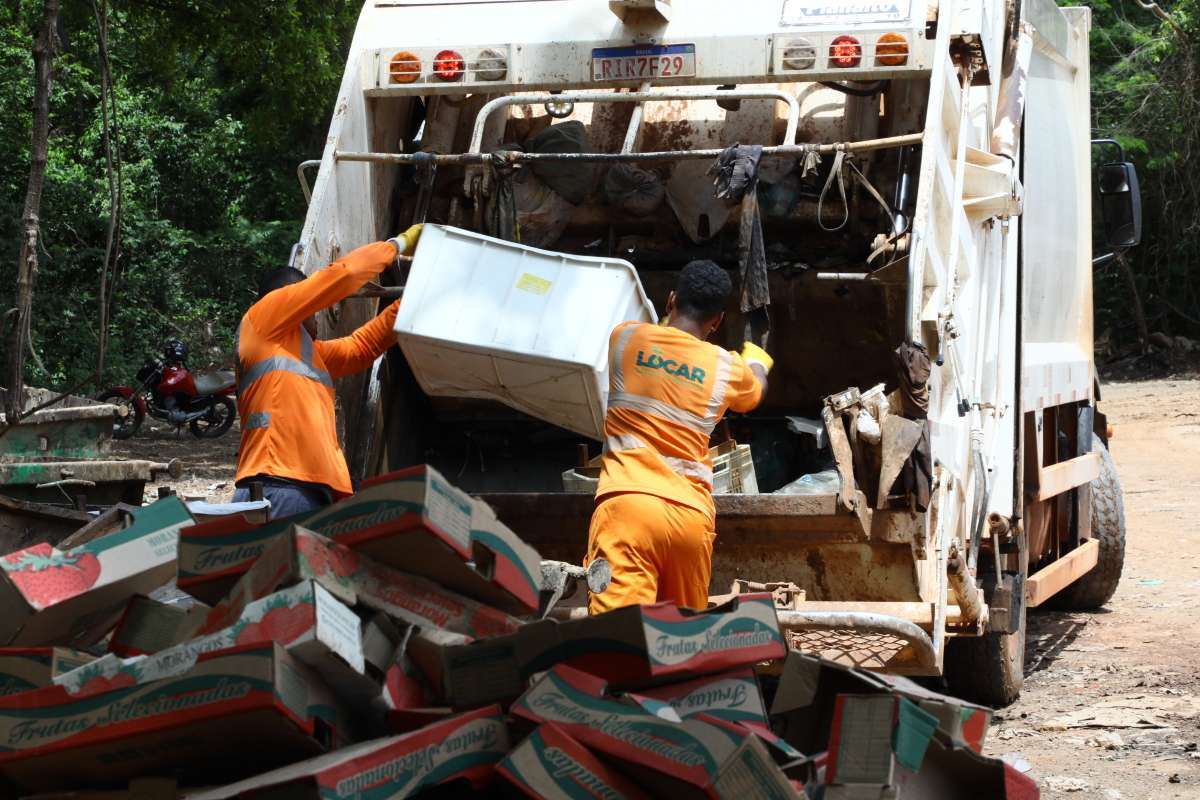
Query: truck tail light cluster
777 32 910 73
387 47 509 85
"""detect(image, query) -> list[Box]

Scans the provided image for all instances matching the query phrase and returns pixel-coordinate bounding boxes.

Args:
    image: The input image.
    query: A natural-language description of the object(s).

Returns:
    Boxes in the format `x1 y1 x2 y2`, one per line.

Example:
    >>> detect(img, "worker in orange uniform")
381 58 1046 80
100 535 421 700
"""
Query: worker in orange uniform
230 225 423 518
587 260 772 613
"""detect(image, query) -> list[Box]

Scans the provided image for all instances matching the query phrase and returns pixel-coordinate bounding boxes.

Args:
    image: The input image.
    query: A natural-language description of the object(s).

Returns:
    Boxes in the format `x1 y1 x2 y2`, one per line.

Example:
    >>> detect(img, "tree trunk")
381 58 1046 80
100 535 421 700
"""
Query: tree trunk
6 0 61 422
1116 252 1150 351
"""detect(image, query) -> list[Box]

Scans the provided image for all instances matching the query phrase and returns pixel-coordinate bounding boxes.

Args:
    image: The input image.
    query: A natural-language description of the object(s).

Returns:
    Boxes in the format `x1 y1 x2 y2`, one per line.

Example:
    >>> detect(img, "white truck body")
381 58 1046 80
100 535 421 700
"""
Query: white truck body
298 0 1114 702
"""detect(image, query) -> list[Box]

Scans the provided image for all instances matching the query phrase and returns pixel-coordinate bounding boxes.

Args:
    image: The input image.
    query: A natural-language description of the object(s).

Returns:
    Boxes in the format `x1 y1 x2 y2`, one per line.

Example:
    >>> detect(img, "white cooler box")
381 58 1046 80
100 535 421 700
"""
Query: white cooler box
393 225 657 440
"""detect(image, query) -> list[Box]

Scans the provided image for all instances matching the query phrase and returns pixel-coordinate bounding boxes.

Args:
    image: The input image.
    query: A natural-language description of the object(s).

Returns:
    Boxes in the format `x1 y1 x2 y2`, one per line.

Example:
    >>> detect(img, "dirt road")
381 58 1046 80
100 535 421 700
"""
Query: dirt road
982 379 1200 799
116 379 1200 798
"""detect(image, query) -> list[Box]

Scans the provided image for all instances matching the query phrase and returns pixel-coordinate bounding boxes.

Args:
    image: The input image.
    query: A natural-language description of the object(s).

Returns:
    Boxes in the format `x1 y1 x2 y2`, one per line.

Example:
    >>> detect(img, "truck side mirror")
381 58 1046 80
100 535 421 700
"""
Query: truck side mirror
1098 161 1142 248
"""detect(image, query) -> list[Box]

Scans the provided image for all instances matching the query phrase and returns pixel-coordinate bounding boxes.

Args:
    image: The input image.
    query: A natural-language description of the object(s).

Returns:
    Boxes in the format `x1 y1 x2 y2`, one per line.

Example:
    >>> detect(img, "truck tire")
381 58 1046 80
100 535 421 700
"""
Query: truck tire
943 598 1026 708
1047 434 1126 610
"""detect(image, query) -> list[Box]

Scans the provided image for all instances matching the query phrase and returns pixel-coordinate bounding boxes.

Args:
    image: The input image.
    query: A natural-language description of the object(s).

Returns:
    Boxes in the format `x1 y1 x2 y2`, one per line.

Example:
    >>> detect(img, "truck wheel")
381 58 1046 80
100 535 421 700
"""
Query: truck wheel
1047 434 1126 610
943 599 1026 708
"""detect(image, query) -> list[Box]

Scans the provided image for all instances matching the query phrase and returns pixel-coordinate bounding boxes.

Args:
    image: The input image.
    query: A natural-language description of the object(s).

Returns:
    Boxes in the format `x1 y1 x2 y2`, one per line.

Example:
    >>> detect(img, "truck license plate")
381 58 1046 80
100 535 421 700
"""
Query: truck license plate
591 44 696 81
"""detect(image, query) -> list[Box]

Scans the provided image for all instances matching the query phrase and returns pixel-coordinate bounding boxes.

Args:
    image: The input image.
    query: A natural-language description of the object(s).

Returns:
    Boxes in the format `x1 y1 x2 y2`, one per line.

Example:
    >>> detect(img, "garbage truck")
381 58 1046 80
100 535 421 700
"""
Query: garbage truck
293 0 1142 706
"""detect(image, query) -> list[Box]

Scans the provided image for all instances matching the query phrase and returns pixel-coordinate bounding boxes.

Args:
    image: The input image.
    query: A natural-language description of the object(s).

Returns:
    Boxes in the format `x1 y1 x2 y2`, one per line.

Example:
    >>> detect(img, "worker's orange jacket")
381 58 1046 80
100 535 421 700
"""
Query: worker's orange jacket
234 241 400 496
597 321 765 517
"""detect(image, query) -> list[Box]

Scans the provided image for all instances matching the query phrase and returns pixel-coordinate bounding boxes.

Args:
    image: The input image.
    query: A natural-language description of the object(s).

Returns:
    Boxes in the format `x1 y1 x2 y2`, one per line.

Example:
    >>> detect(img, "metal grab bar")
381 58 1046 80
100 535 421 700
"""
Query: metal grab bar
297 159 321 205
335 132 923 168
467 88 804 155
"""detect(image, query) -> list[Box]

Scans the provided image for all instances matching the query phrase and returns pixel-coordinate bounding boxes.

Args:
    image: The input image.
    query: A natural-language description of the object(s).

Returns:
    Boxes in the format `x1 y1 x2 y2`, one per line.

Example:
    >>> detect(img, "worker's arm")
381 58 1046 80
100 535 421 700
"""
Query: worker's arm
315 300 401 378
725 343 772 413
247 226 420 340
247 241 397 340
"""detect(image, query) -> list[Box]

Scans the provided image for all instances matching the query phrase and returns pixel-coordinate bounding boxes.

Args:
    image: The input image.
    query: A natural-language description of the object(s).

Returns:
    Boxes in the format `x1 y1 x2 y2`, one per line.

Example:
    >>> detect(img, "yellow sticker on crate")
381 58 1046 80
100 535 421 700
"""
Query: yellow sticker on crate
515 273 552 295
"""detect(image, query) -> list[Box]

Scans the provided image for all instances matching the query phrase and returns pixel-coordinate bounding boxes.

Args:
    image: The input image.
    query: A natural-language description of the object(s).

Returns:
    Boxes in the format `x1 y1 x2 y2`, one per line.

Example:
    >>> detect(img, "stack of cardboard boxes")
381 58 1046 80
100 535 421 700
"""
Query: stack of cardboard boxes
0 464 1038 799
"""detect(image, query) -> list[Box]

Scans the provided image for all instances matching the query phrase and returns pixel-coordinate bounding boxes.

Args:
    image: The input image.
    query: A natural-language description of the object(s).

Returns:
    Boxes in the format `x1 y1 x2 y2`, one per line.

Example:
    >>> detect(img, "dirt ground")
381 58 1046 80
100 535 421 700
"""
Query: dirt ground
112 379 1200 798
981 379 1200 799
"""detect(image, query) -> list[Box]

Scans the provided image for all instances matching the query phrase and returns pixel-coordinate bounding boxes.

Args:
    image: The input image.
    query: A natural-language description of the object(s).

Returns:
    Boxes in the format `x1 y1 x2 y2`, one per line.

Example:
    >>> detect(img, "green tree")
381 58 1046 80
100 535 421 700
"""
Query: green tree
1 0 358 390
1082 0 1200 350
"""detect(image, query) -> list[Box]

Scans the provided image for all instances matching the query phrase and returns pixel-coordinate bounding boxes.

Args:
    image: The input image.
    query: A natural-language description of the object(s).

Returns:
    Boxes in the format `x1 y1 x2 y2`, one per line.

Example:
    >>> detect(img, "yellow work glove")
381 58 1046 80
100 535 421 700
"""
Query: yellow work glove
388 223 424 256
741 341 774 373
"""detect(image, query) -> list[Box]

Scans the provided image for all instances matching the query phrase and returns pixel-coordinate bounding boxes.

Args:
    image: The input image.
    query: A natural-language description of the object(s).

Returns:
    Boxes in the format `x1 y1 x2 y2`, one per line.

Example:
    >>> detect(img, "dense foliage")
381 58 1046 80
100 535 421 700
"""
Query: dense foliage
1080 0 1200 352
0 0 358 389
0 0 1195 391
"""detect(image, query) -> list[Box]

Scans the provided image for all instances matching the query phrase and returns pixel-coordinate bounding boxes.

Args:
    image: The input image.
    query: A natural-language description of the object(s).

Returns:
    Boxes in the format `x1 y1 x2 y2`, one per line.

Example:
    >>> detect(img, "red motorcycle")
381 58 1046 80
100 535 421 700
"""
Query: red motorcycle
99 340 237 440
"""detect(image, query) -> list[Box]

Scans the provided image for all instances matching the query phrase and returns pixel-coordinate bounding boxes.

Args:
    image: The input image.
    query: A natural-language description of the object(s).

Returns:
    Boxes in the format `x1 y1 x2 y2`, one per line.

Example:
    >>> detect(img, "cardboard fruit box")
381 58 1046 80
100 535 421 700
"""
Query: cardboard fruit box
511 665 800 800
205 527 523 643
0 648 93 697
498 722 651 800
632 668 805 762
56 580 372 713
107 594 209 658
184 705 510 800
819 693 1038 800
0 643 347 793
0 496 193 647
429 592 786 709
769 652 992 756
176 465 542 613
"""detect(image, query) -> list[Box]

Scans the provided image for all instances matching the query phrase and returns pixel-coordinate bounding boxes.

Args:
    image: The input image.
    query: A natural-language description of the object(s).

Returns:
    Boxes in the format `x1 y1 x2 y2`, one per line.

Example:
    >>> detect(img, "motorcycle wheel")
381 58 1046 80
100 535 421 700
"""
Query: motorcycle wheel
97 390 145 440
190 396 237 439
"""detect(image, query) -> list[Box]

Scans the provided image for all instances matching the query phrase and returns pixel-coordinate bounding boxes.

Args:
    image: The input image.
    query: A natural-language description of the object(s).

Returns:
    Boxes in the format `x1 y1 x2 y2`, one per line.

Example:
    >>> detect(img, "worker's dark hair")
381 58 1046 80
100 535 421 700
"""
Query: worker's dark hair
258 267 305 298
674 260 732 320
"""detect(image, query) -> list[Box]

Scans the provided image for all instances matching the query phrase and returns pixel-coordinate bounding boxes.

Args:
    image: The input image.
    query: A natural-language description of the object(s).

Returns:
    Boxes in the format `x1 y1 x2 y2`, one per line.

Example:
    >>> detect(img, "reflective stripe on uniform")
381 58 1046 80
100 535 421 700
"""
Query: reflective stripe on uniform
239 355 333 394
605 432 713 486
300 327 314 366
605 432 647 453
244 411 271 430
609 324 640 393
704 349 734 423
608 391 714 435
662 456 714 485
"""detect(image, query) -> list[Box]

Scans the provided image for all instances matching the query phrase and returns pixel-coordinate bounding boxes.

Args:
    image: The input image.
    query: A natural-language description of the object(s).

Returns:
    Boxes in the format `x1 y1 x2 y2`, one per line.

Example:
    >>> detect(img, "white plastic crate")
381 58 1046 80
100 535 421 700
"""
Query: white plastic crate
394 225 656 440
560 442 758 495
711 442 758 494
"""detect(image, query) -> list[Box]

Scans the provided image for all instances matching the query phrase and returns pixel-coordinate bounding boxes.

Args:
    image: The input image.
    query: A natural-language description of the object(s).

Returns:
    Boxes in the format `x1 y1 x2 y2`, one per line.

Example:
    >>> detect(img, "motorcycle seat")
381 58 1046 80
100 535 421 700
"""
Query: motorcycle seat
194 370 236 395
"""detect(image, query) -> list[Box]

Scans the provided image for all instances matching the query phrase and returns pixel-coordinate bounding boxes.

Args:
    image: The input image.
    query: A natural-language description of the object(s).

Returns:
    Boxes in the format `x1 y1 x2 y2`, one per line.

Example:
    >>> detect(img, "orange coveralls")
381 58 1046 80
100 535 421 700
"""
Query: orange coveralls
587 321 764 613
235 241 400 497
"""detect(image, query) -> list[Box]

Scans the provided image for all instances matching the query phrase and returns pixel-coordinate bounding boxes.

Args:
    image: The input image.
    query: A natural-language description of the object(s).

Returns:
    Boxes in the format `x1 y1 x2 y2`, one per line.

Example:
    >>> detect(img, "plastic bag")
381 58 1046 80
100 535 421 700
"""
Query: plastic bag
775 469 842 496
604 164 665 216
514 170 572 248
528 121 595 205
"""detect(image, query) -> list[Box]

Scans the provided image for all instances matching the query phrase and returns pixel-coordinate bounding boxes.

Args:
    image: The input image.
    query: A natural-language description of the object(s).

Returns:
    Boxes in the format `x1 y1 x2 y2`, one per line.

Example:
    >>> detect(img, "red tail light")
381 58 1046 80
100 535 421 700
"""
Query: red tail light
433 49 465 81
829 35 862 68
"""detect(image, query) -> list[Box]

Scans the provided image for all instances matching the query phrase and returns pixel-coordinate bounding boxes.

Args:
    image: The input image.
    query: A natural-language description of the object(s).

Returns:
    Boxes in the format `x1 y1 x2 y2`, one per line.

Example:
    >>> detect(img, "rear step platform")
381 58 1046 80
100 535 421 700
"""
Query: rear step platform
481 491 939 674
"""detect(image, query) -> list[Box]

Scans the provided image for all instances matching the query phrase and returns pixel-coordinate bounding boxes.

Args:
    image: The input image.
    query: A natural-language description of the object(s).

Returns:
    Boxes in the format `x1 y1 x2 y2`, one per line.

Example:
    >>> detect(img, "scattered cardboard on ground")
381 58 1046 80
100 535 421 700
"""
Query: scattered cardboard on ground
0 462 1039 799
1036 694 1200 730
430 592 786 709
184 705 509 800
0 647 93 696
497 722 652 800
0 643 348 793
177 466 542 613
510 665 805 798
0 496 193 647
